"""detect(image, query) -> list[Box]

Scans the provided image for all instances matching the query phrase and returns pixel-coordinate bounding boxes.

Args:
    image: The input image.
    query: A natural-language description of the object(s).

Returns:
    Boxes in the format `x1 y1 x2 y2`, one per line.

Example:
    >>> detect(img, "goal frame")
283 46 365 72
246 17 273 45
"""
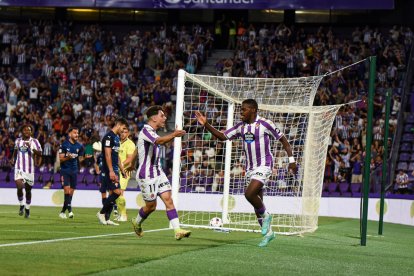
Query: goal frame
172 69 341 235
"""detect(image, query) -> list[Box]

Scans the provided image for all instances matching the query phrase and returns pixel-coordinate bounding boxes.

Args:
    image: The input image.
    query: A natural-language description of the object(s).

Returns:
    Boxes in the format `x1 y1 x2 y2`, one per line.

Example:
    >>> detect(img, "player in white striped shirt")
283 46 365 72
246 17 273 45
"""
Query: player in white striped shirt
130 105 191 240
195 99 297 247
10 125 42 218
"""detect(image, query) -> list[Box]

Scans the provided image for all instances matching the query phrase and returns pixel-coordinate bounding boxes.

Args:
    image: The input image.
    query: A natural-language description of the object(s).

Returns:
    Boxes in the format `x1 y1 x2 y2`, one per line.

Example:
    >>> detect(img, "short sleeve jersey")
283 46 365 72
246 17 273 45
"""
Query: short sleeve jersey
101 130 120 174
59 139 84 173
224 116 283 171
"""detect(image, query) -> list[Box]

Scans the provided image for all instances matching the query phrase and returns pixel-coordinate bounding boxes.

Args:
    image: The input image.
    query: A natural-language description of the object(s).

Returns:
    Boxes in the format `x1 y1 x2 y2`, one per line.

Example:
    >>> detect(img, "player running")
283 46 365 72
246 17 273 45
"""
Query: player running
10 124 42 218
195 99 297 247
131 105 191 240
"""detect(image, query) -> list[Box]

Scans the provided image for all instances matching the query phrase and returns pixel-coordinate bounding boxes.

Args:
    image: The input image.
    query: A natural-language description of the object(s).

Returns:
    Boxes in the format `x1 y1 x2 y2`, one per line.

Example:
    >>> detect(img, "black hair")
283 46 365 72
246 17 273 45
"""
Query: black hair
114 116 129 128
67 126 79 133
146 105 164 119
242 99 258 111
21 124 33 132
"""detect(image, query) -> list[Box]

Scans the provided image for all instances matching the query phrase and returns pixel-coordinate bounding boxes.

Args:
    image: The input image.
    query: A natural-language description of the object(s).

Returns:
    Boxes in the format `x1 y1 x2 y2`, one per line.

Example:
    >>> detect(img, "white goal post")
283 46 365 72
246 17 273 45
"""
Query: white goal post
172 69 342 235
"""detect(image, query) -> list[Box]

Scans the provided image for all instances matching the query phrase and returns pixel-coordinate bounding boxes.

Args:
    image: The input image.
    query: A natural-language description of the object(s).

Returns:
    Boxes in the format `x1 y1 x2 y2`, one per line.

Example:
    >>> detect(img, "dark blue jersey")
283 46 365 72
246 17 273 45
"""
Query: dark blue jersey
59 139 84 173
101 130 120 174
97 153 103 171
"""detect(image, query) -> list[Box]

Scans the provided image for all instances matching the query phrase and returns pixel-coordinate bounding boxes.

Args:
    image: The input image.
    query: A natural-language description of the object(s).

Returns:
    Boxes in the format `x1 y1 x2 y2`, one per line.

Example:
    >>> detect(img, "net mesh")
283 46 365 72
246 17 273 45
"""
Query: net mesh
173 71 342 235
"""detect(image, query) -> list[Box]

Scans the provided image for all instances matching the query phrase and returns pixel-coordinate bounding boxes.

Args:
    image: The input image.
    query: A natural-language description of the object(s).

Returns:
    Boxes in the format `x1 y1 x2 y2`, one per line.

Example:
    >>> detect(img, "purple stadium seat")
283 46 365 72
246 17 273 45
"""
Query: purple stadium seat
397 162 408 171
180 177 188 187
0 171 7 182
328 182 338 192
339 182 351 197
36 173 44 184
54 173 62 184
411 153 414 161
199 176 208 185
328 182 340 196
404 124 414 133
402 133 414 142
351 183 361 197
85 174 95 185
408 162 414 171
399 153 411 162
388 194 414 200
43 172 53 184
400 143 412 152
406 114 414 124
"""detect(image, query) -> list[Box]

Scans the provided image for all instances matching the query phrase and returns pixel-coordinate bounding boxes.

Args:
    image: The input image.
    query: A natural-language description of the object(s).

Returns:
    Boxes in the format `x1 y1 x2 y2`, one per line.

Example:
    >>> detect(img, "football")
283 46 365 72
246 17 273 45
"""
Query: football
209 217 223 228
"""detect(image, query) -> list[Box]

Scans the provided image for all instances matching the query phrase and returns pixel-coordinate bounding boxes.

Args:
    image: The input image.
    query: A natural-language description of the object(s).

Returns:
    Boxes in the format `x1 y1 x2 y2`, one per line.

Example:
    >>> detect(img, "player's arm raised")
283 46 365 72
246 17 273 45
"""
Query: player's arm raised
155 128 186 145
279 135 297 174
195 111 227 141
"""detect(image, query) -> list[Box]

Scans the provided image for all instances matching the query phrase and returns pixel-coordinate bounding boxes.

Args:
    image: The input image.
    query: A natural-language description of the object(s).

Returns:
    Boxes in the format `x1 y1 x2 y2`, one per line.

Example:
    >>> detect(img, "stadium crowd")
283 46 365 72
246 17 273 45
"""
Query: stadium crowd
0 20 211 175
0 20 413 195
213 23 413 194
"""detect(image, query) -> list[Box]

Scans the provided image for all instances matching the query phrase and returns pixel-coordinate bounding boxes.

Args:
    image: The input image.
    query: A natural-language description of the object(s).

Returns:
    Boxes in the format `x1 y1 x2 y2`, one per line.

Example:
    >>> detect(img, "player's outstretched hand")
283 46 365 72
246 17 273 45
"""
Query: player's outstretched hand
194 111 207 126
288 163 297 175
173 128 186 137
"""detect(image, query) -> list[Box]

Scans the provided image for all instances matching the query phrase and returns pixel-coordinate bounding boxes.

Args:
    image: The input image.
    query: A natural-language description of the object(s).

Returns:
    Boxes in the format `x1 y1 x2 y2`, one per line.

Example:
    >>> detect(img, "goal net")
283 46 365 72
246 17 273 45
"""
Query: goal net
171 69 342 235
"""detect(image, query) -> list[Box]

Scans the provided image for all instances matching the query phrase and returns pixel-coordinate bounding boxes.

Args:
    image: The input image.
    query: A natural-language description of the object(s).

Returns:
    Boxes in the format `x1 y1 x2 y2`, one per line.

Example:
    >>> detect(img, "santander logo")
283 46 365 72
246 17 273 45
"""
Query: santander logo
164 0 181 3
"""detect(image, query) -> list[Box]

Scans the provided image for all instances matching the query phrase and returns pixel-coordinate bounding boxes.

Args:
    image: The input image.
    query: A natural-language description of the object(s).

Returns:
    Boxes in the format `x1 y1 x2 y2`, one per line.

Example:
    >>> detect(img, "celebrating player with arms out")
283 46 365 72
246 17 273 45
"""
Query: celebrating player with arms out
96 117 129 226
58 126 87 219
195 99 297 247
131 105 191 240
10 125 42 218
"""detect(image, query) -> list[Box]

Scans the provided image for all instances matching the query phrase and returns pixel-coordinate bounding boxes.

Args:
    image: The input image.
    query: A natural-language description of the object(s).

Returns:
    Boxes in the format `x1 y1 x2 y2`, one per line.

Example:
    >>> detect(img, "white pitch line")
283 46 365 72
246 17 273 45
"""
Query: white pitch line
0 229 78 234
0 228 170 248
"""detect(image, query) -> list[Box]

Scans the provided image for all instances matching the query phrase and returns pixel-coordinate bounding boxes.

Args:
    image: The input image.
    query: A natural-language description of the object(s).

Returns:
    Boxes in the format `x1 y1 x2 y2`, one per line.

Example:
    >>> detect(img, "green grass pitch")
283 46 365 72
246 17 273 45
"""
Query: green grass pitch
0 205 413 275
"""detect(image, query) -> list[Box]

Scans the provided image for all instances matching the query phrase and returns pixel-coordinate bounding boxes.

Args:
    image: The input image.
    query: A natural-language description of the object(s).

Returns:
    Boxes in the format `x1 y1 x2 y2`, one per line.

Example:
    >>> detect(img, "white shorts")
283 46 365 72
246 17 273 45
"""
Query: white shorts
137 173 171 202
246 167 272 186
14 169 34 186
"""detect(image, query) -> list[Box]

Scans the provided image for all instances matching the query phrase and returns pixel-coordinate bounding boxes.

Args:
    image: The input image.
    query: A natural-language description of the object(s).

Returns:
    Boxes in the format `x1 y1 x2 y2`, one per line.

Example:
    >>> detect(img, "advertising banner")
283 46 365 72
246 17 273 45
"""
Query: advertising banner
0 0 394 10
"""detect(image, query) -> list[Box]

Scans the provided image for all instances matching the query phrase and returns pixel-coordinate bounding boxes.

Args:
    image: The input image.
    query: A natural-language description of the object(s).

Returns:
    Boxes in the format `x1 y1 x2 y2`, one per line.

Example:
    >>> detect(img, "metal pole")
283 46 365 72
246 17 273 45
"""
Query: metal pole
361 56 376 246
222 102 235 224
379 88 391 235
171 69 186 207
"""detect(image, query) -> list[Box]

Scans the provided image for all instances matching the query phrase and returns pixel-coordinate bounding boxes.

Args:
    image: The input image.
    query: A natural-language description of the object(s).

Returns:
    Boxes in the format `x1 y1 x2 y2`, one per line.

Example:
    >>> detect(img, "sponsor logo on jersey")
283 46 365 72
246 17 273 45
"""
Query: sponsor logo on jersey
243 131 255 144
19 146 29 153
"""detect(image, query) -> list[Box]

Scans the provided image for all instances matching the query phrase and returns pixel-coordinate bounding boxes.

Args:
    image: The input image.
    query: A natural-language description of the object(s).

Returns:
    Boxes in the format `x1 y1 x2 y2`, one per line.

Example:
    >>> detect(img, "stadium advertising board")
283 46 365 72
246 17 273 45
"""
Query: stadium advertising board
0 0 394 9
0 0 93 7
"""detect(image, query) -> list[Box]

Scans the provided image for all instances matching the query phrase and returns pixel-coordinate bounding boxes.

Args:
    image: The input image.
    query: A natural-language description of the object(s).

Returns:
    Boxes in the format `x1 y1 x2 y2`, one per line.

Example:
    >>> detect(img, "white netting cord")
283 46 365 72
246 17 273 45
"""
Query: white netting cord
177 71 342 235
185 73 324 107
301 107 341 232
